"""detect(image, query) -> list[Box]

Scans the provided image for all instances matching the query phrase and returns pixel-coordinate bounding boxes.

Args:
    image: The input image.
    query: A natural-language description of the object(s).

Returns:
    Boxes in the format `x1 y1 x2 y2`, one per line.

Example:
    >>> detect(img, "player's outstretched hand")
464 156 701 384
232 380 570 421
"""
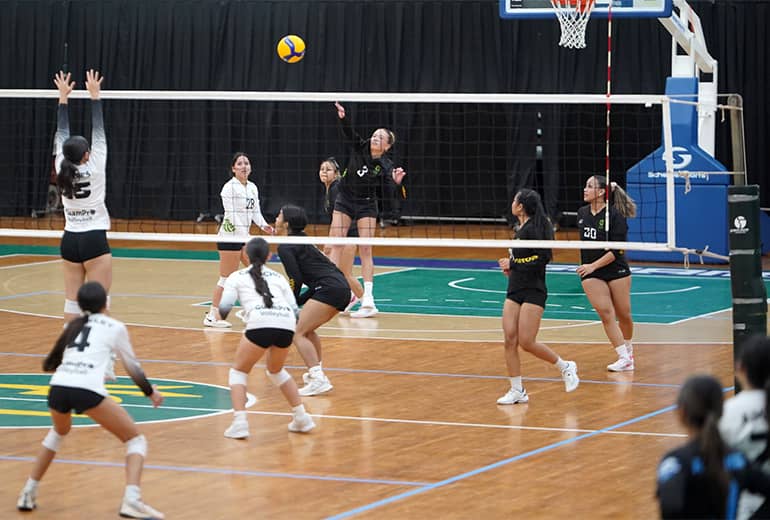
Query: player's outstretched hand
54 71 75 103
392 167 406 185
85 69 103 100
149 385 164 408
334 101 345 119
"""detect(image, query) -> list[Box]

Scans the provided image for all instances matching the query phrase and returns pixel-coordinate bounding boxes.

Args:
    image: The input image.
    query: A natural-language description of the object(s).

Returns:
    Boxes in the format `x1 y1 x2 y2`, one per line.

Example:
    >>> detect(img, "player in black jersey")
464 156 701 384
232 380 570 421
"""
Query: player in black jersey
576 176 637 372
319 157 364 311
496 189 579 405
276 204 350 396
657 375 770 519
326 102 406 318
720 335 770 518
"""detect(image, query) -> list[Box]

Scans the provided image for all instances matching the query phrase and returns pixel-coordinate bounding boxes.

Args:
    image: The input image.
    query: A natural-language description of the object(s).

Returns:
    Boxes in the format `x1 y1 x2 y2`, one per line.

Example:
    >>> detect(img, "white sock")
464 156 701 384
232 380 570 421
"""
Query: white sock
124 484 141 502
309 365 324 379
614 345 630 359
363 281 374 301
555 358 569 371
24 477 39 492
233 410 247 422
625 341 634 357
509 376 523 391
292 404 307 417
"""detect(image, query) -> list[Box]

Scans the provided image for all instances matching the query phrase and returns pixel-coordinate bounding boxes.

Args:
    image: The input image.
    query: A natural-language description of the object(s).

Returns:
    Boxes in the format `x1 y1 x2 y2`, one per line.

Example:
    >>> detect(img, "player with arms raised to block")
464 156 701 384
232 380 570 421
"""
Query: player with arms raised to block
16 281 165 519
576 175 637 372
219 237 315 438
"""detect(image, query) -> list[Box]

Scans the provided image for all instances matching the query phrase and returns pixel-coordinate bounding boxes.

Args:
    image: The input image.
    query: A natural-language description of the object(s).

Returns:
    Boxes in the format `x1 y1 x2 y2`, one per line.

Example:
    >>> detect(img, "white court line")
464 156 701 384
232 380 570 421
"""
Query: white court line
0 258 62 270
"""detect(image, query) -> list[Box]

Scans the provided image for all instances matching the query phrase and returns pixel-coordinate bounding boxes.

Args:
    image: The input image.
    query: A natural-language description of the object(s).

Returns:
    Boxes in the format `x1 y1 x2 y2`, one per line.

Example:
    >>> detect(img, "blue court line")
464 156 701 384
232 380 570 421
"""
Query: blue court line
0 455 431 487
0 352 683 389
326 403 681 519
0 291 53 301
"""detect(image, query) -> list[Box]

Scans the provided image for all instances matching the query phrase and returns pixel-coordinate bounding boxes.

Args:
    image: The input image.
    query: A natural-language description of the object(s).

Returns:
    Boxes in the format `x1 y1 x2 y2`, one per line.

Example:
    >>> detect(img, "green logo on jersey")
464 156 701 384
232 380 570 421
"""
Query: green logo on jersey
0 373 253 428
222 218 236 233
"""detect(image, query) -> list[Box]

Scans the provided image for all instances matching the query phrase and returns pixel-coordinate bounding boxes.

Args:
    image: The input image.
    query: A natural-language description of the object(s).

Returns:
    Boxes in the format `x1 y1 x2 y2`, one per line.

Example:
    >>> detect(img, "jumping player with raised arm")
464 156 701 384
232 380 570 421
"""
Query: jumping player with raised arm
16 282 165 519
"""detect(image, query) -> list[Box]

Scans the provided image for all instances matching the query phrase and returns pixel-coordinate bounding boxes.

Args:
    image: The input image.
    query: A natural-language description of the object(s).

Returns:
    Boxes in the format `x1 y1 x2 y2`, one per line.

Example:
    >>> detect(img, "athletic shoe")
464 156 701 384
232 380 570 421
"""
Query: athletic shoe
561 361 580 392
223 420 249 439
350 304 378 318
235 309 249 323
496 387 529 405
344 294 360 314
298 375 333 396
17 488 36 511
203 311 231 328
302 371 311 384
119 498 165 519
288 414 316 433
607 356 635 372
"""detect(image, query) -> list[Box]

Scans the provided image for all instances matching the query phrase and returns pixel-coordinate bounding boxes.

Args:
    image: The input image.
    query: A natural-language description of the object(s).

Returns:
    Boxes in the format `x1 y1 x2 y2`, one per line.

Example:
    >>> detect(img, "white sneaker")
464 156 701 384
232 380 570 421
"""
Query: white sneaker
203 311 231 328
298 375 333 396
344 294 360 314
235 309 249 323
350 304 378 318
288 413 316 433
119 498 165 519
223 420 249 439
302 371 311 384
496 387 529 405
17 488 36 511
607 356 635 372
561 361 579 392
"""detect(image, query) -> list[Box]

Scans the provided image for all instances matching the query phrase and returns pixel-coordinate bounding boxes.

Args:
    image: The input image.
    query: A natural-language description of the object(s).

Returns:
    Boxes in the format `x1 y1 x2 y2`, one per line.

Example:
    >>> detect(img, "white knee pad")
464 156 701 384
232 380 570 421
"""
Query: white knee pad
228 368 248 386
266 369 291 387
217 276 228 288
42 429 64 452
63 299 80 314
126 434 147 457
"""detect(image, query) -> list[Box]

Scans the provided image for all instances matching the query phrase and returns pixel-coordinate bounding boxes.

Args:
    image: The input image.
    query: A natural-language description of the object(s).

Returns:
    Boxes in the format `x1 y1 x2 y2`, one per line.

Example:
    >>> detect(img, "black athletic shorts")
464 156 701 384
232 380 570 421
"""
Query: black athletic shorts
581 264 631 283
506 288 547 308
334 191 378 220
311 285 351 311
60 230 111 263
48 385 105 414
217 241 245 251
244 327 294 349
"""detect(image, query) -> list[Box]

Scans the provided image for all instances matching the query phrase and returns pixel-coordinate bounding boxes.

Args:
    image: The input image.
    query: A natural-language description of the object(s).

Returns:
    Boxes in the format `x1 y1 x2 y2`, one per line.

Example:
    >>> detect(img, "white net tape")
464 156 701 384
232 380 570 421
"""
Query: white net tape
550 0 597 49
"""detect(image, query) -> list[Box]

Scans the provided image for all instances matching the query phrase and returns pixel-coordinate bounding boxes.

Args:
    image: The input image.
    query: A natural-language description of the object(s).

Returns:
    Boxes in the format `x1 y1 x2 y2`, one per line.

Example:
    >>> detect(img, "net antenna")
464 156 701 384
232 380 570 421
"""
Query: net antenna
550 0 597 49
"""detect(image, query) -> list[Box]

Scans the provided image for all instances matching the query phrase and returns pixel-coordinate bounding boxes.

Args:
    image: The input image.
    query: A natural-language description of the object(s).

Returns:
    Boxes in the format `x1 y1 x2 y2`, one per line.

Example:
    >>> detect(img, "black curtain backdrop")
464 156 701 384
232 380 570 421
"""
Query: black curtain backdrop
0 0 766 222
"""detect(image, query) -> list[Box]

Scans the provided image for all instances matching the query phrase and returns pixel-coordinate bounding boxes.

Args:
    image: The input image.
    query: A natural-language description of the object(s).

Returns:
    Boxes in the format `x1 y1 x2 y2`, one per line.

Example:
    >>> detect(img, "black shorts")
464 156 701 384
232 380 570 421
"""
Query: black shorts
244 327 294 348
217 241 245 251
311 286 351 311
506 288 547 308
334 192 378 220
48 385 105 414
60 230 111 263
581 264 631 282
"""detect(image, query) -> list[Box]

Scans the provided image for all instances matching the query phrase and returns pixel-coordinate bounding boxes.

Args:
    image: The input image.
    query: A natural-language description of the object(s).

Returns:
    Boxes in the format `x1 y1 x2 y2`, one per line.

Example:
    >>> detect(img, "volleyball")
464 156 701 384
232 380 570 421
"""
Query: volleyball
277 35 306 63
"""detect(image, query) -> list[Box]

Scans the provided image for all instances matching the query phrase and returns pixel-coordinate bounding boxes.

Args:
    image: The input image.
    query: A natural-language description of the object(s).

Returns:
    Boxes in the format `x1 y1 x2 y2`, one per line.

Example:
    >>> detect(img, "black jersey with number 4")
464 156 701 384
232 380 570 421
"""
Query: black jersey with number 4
277 234 348 305
507 219 552 295
577 204 629 269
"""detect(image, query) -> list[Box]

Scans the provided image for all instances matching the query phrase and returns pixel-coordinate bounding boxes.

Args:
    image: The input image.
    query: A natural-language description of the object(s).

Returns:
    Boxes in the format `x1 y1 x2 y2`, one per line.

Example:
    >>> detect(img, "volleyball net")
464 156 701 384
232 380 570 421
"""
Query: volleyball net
0 89 745 255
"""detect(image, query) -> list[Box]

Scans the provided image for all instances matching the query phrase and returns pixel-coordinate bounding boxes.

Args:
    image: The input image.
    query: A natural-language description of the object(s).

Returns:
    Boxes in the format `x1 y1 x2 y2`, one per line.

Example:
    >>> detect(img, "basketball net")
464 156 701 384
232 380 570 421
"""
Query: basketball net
550 0 597 49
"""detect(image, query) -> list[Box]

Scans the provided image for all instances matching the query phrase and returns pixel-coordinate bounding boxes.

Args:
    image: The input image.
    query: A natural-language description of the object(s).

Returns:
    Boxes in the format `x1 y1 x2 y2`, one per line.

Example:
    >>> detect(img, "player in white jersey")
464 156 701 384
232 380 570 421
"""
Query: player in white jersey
219 238 315 438
204 152 274 328
16 282 165 519
720 335 770 519
53 70 114 324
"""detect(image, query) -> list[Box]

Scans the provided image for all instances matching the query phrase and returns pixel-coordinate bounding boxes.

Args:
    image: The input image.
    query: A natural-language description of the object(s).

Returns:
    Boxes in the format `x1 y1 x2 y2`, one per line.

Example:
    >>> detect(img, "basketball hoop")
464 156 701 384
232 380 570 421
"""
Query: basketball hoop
550 0 597 49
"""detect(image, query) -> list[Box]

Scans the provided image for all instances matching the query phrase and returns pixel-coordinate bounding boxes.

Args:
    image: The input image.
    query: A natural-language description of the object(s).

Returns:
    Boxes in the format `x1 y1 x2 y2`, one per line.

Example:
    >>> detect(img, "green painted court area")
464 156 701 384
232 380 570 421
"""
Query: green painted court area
0 374 235 428
371 267 754 324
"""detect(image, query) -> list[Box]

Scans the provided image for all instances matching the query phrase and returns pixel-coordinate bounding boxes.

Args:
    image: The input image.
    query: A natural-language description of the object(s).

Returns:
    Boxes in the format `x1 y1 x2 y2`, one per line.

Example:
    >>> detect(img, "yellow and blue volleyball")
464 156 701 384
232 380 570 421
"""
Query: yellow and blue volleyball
276 35 306 63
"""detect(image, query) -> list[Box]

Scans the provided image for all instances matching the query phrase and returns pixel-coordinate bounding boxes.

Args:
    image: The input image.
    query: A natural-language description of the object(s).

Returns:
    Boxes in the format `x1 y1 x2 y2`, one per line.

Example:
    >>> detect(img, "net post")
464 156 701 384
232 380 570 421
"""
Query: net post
728 94 747 186
661 98 677 249
728 185 767 393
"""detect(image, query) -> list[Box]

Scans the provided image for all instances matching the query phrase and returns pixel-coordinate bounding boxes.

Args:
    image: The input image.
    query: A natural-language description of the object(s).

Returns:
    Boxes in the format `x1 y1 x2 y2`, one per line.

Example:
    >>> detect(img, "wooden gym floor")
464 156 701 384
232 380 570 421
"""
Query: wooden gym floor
0 228 751 519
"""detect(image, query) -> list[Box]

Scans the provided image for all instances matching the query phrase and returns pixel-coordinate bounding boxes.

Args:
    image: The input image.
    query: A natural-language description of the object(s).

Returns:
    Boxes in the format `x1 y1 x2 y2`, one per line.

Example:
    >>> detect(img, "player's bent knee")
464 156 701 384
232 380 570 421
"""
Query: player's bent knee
125 434 147 457
265 369 291 387
63 299 80 315
217 276 228 289
228 368 248 386
42 428 64 452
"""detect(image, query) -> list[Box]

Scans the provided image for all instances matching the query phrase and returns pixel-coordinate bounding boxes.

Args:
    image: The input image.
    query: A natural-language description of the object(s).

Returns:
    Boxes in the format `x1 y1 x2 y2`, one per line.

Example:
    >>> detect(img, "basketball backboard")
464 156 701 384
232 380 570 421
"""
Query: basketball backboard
500 0 672 19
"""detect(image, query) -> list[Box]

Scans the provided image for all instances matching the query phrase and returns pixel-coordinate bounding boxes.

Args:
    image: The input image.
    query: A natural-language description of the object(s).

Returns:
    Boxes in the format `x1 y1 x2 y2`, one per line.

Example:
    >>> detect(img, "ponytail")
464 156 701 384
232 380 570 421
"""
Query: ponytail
44 315 89 371
700 411 729 496
57 159 78 198
58 135 90 199
248 262 274 308
609 182 637 218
